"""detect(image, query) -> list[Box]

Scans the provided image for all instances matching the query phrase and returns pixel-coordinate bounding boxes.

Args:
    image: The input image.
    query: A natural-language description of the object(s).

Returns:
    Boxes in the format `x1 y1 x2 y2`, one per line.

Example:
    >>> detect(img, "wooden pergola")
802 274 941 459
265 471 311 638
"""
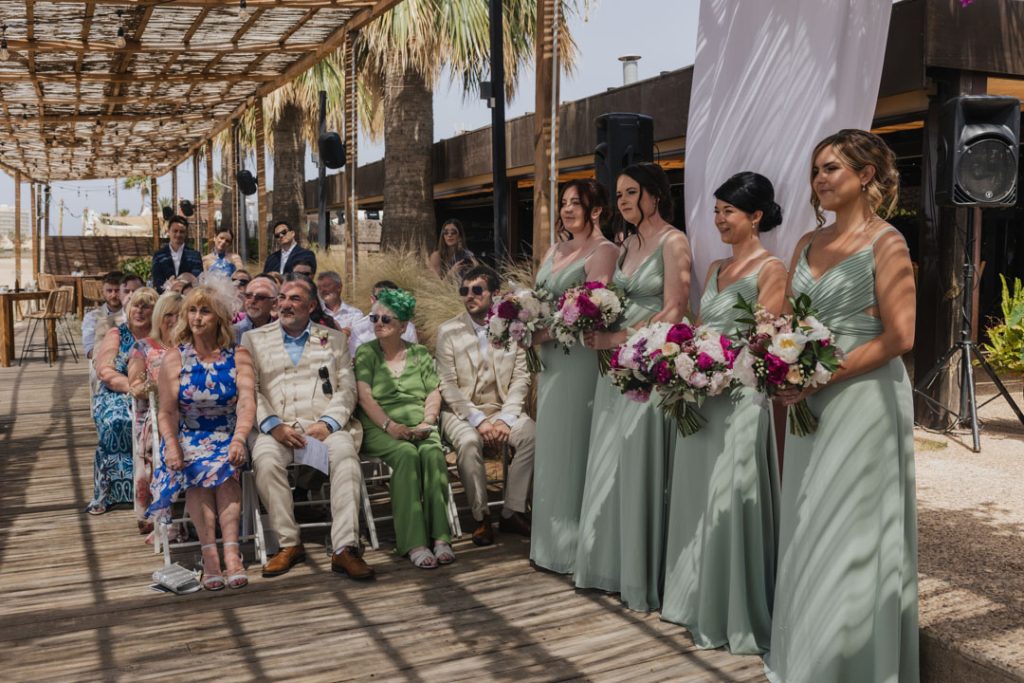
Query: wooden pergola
0 0 398 285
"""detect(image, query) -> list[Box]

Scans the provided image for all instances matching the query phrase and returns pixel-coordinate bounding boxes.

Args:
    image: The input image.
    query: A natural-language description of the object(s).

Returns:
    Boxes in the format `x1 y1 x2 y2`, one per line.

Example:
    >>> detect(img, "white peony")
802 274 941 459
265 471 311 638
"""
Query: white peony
809 362 833 387
674 352 695 379
688 371 710 389
732 347 757 387
695 334 726 363
800 316 832 342
708 371 730 395
767 331 808 364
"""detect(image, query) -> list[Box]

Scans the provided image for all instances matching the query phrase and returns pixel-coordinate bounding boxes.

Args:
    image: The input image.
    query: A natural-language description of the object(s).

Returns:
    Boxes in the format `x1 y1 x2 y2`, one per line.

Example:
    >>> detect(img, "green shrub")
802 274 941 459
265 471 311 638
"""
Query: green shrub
981 274 1024 373
120 256 152 284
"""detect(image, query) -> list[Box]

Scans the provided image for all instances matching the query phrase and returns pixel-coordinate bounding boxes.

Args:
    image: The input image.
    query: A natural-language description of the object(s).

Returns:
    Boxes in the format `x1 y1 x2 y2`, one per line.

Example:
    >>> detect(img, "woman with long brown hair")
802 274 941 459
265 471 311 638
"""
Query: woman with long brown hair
428 219 476 279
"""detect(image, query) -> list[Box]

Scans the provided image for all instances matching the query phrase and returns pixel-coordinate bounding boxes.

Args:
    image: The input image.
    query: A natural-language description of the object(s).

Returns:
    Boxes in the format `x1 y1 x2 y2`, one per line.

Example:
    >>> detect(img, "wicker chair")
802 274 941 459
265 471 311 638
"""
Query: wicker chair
18 286 79 365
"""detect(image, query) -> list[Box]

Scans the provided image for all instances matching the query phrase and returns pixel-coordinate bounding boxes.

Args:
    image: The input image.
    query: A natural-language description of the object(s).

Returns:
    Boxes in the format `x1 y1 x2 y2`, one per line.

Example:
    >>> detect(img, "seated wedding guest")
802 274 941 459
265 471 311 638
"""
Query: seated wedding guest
86 286 158 515
348 280 418 357
435 266 534 545
148 283 256 591
203 229 244 277
90 274 145 401
428 218 476 279
242 274 373 581
83 271 125 358
263 220 316 274
233 276 278 344
317 271 363 334
291 257 316 279
167 272 197 295
355 288 453 569
152 216 203 292
231 269 253 291
127 291 183 538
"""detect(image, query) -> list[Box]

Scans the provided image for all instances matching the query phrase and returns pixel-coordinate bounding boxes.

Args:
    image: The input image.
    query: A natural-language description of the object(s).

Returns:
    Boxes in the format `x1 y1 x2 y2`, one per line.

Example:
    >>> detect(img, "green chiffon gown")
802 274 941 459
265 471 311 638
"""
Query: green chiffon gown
530 254 601 574
574 236 672 612
765 227 919 683
661 263 780 654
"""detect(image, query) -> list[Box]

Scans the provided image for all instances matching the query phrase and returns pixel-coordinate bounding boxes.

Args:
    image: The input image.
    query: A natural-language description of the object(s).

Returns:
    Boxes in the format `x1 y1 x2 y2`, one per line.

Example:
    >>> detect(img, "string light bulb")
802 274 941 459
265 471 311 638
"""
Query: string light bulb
114 11 126 49
1 24 9 61
238 0 249 21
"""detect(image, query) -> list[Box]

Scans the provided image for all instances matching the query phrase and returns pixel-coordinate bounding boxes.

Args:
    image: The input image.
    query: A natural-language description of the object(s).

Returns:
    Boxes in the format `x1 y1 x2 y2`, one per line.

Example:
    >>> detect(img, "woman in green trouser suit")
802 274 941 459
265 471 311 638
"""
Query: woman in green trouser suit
661 172 786 654
354 288 453 569
575 163 692 612
530 179 618 574
767 130 919 682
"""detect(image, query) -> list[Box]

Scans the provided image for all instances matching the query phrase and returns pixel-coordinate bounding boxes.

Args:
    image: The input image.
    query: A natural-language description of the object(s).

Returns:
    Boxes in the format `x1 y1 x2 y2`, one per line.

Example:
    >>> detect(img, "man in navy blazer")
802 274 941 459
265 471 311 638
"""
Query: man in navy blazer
152 216 204 292
263 220 317 275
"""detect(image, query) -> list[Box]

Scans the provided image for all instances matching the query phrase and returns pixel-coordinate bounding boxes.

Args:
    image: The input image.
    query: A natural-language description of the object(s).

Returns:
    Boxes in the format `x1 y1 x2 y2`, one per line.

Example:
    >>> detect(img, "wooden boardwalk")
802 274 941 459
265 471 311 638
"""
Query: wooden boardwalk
0 345 768 682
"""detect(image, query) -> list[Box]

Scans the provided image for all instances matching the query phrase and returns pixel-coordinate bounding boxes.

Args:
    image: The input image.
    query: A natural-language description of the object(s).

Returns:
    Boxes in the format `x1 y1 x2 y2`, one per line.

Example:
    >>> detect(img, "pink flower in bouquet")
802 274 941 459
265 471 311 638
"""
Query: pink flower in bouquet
576 294 600 320
509 320 526 340
625 388 651 402
720 336 737 363
561 302 580 326
764 353 789 386
496 300 519 320
653 360 673 384
696 352 716 371
688 372 710 389
584 281 605 290
666 323 694 344
609 346 622 369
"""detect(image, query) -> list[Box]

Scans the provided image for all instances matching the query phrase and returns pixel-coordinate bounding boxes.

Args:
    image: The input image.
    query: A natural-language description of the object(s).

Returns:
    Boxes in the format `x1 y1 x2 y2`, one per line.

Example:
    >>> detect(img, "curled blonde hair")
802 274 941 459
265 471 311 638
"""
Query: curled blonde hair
810 129 900 227
150 292 183 347
125 287 158 322
172 285 235 350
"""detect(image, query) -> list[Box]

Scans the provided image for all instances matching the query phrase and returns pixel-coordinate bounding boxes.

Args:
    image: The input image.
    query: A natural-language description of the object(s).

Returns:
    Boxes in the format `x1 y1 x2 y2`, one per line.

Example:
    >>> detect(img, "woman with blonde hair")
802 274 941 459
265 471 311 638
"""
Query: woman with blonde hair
765 129 918 682
127 291 182 537
428 219 476 279
86 286 159 515
147 283 256 590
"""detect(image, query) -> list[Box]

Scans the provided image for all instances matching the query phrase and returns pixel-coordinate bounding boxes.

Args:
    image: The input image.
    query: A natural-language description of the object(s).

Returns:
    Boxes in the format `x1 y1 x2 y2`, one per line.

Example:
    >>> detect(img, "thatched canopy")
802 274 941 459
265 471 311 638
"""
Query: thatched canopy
0 0 400 182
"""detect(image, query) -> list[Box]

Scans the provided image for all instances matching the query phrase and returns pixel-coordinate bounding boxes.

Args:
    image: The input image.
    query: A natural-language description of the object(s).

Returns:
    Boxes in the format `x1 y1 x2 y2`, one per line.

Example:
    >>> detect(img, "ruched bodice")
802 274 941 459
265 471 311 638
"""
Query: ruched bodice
536 251 589 301
614 237 668 326
699 265 760 337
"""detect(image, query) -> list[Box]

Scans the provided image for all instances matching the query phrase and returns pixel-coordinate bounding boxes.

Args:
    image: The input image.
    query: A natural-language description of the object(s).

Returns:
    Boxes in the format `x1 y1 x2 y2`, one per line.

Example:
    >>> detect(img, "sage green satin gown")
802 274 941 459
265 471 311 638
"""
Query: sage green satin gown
530 254 601 574
661 264 780 654
765 228 919 683
574 237 673 612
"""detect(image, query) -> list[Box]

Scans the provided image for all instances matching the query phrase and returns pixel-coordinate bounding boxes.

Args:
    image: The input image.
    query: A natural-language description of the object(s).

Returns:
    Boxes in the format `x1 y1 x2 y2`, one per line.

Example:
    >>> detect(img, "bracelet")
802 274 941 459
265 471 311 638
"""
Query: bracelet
382 418 392 433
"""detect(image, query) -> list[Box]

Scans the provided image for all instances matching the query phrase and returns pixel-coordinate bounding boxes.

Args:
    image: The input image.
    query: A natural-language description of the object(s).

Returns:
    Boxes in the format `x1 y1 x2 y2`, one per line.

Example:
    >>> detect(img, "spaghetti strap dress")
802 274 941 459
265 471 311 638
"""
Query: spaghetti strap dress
661 262 780 654
530 251 602 574
764 227 919 683
573 235 673 611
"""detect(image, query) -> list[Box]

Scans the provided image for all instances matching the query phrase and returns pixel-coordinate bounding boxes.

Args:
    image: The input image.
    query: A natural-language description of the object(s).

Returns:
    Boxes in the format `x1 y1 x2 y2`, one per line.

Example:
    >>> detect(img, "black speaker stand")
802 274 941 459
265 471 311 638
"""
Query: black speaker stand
914 211 1024 452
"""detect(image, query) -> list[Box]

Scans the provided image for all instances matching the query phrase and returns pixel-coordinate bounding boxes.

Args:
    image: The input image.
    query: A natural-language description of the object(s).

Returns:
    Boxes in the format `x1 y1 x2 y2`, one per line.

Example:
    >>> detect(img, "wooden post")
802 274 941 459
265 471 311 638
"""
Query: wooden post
193 152 201 251
255 97 268 265
206 140 215 246
150 176 160 251
344 31 359 287
13 171 21 289
30 183 39 283
532 0 560 269
43 185 51 273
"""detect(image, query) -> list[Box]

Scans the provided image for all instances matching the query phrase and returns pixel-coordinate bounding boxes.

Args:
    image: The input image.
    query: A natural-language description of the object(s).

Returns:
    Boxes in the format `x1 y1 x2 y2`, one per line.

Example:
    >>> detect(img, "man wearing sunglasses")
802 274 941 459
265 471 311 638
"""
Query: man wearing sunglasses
263 220 317 275
347 279 419 357
233 276 279 345
435 266 535 545
241 273 373 581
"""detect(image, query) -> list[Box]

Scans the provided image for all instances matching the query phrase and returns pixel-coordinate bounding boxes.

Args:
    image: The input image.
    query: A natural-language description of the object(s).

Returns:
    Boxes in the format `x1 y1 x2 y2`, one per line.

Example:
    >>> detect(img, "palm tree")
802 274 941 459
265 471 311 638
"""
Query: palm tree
355 0 582 251
123 175 150 214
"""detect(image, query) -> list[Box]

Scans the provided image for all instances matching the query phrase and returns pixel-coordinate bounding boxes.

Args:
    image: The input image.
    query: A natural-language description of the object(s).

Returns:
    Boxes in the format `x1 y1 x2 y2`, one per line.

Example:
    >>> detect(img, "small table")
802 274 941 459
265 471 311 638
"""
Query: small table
52 274 103 320
0 291 51 367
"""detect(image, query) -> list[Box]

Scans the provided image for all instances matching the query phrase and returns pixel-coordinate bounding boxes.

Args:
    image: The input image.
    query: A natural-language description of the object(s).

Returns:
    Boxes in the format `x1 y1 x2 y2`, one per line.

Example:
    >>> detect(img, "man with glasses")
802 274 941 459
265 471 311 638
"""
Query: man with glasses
347 280 418 357
241 273 372 581
316 271 362 334
234 276 278 345
435 266 534 545
263 220 317 275
151 215 203 292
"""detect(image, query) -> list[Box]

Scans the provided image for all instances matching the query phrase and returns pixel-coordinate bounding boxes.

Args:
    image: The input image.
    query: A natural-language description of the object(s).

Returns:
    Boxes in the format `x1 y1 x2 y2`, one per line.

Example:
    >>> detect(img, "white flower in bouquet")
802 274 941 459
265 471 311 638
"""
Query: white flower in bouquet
688 371 710 389
800 315 832 342
732 347 757 388
809 361 834 387
709 371 730 395
767 331 808 364
674 352 695 379
661 341 681 357
785 365 804 385
695 334 727 364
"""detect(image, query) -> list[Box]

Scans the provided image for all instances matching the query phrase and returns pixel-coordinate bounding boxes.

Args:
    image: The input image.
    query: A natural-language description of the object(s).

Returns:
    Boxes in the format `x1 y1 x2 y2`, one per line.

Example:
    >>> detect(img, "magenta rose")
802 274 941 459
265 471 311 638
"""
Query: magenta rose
609 346 622 369
696 352 715 371
584 281 605 290
576 294 600 319
720 336 737 363
764 353 789 386
496 300 519 320
654 360 672 384
666 323 694 344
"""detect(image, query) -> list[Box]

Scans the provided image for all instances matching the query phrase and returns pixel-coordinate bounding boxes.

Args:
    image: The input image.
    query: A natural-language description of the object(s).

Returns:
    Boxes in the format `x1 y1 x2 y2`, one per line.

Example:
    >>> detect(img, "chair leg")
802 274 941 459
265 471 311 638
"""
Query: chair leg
360 476 379 550
18 317 39 365
59 318 79 362
446 483 463 539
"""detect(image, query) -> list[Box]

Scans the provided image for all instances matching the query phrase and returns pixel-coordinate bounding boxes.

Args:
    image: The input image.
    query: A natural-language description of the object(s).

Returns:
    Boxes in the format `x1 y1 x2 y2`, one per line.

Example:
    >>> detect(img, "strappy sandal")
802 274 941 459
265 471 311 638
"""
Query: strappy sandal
409 546 438 569
432 541 456 565
223 541 248 589
200 543 226 591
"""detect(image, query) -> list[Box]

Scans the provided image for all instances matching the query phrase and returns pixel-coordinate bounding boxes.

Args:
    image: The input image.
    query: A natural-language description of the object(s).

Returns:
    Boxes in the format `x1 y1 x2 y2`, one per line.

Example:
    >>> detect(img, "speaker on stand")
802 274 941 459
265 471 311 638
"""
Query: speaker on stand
594 113 654 241
915 94 1024 452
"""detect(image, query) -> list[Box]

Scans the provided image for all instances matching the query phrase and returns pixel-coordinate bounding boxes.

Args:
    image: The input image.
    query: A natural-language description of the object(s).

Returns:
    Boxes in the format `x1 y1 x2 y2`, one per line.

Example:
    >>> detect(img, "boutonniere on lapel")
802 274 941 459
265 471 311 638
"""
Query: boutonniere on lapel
313 330 330 348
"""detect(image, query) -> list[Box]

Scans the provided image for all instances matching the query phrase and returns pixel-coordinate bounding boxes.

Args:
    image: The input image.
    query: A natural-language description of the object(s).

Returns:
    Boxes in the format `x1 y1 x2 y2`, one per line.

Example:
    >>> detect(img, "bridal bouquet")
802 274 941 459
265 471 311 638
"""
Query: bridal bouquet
608 321 737 436
550 281 627 371
732 293 845 436
486 288 551 373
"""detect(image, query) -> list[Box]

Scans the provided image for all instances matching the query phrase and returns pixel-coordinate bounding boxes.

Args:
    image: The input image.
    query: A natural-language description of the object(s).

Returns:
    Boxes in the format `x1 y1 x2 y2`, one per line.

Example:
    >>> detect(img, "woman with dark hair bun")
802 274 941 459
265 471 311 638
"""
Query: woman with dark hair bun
660 171 787 653
530 178 619 574
573 162 691 612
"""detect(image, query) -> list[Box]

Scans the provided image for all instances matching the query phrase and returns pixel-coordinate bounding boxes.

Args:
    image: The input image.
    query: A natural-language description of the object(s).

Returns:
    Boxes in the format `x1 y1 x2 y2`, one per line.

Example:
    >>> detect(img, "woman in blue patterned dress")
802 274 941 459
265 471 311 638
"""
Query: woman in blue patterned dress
148 284 256 590
203 230 244 277
86 287 158 515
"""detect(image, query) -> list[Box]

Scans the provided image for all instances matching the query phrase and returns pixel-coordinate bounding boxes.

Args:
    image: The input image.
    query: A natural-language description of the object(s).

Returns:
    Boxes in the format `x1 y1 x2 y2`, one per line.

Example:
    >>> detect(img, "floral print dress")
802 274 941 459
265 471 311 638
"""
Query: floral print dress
86 324 136 514
147 344 239 519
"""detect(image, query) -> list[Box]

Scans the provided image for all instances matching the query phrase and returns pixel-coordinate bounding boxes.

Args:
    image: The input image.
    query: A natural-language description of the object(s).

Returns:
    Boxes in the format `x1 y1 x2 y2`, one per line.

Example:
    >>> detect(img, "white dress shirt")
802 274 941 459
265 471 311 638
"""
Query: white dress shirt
169 243 184 275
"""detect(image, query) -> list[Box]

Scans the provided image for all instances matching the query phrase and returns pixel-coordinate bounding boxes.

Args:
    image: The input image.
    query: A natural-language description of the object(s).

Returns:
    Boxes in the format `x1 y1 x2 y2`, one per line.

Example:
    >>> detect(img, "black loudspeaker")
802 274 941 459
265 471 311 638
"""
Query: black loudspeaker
318 132 347 170
594 113 655 197
236 169 258 196
179 199 194 217
161 206 174 222
937 95 1020 207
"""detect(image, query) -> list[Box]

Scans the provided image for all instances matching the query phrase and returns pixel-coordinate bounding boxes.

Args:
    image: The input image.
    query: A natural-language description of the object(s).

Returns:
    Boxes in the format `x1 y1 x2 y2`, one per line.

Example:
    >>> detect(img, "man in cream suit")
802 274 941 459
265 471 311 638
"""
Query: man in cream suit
241 273 374 580
436 266 534 546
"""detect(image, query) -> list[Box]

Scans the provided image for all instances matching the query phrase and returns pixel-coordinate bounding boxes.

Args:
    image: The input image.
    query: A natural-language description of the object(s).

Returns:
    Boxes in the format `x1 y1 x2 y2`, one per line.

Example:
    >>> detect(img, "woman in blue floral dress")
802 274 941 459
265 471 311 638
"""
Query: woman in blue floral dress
87 287 158 515
148 284 256 590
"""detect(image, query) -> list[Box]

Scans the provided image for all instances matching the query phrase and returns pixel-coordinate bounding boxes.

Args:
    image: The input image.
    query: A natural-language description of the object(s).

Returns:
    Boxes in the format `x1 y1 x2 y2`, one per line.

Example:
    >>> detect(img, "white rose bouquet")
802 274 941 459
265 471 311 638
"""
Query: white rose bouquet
486 288 551 373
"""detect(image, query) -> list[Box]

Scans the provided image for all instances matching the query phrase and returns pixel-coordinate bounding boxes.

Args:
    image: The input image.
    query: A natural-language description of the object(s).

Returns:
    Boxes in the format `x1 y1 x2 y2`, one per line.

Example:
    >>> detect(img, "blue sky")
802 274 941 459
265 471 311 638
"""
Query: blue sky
0 0 698 234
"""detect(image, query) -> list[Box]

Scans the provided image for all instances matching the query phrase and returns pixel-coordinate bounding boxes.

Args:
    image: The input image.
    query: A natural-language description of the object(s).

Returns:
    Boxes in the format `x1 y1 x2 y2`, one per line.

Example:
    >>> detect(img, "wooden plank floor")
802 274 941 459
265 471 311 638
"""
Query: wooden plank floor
0 339 768 683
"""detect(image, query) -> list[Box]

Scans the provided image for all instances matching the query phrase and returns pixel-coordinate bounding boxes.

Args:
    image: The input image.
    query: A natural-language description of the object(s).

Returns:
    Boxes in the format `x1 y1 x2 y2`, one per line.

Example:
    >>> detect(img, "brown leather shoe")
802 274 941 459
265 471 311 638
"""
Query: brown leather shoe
332 546 376 580
498 511 531 537
262 544 306 577
472 518 495 546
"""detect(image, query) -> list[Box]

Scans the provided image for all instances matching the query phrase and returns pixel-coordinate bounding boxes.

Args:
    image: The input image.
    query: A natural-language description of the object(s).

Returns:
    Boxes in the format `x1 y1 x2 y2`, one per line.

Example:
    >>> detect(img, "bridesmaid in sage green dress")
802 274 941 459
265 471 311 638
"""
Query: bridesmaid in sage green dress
661 172 787 654
530 179 619 574
766 130 918 683
575 163 691 611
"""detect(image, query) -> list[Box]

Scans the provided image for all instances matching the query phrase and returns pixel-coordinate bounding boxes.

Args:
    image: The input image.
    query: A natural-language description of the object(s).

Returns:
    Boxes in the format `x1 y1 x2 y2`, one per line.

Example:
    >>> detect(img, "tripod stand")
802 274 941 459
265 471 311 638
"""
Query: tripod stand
915 209 1024 452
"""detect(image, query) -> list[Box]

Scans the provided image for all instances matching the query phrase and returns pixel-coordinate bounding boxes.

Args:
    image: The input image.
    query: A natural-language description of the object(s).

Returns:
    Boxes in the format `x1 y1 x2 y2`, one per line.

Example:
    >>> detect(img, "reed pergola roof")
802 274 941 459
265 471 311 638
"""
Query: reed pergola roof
0 0 399 182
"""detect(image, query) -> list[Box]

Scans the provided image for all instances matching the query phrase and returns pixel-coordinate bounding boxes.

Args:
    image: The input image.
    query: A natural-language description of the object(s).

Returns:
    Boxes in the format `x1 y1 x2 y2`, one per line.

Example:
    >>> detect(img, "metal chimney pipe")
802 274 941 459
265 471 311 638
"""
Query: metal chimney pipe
619 55 641 85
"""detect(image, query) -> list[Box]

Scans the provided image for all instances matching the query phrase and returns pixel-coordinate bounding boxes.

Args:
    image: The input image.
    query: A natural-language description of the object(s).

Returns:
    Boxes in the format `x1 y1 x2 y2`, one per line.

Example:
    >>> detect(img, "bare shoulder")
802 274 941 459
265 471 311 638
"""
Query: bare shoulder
871 222 908 251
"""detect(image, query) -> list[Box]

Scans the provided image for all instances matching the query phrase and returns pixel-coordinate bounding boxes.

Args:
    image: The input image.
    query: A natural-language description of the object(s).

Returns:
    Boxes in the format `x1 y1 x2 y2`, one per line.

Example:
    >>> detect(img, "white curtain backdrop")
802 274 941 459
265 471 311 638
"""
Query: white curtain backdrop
683 0 892 303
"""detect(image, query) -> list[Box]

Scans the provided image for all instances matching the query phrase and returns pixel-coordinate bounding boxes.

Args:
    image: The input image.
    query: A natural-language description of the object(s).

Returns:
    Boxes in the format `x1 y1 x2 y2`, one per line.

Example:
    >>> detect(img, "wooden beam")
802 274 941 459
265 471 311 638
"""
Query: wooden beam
182 8 211 45
255 97 268 265
0 73 273 84
192 151 201 250
150 176 159 250
41 0 373 6
206 141 214 245
4 38 324 55
344 30 358 283
14 172 22 289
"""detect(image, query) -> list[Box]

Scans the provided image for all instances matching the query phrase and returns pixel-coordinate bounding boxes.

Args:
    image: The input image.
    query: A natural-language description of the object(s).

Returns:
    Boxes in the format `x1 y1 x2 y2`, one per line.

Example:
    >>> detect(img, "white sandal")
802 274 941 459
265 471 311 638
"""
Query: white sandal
409 546 438 569
433 541 455 565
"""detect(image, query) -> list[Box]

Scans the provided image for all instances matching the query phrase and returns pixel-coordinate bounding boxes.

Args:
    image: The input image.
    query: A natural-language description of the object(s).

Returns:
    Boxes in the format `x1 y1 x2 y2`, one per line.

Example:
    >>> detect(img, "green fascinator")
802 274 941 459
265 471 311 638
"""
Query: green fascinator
375 287 416 322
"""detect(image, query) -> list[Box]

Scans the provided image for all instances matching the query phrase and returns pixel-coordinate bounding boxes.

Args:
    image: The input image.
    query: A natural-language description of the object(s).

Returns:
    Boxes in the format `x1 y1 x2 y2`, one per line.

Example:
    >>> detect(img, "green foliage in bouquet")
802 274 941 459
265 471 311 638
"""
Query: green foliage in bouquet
120 256 152 284
981 275 1024 373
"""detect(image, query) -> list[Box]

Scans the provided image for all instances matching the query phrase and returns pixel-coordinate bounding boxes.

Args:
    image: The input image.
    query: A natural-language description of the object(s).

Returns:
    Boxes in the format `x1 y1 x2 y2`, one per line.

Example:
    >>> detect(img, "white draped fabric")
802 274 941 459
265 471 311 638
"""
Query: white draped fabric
684 0 892 302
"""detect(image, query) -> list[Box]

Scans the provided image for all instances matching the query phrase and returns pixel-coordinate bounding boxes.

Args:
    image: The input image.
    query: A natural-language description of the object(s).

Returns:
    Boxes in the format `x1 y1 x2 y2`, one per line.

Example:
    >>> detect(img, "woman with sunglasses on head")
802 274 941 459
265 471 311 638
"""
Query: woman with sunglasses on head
764 130 918 683
529 178 619 575
354 288 453 569
574 162 691 612
429 218 476 279
203 229 244 277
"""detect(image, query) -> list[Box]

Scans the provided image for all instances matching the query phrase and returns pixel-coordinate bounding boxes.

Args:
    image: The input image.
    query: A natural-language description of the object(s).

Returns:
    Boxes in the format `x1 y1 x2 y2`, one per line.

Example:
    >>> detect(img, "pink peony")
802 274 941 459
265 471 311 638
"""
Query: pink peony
497 300 519 320
561 303 580 326
654 360 672 384
696 352 715 371
584 281 605 290
625 388 651 403
764 353 789 386
576 294 600 319
609 346 622 369
666 323 694 344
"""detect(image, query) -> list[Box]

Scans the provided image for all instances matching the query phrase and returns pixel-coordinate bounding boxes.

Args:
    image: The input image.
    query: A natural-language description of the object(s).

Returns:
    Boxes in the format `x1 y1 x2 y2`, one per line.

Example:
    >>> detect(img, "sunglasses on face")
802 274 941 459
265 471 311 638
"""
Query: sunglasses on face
459 285 485 297
274 229 289 239
318 366 333 396
368 314 393 324
244 293 273 302
232 279 250 287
